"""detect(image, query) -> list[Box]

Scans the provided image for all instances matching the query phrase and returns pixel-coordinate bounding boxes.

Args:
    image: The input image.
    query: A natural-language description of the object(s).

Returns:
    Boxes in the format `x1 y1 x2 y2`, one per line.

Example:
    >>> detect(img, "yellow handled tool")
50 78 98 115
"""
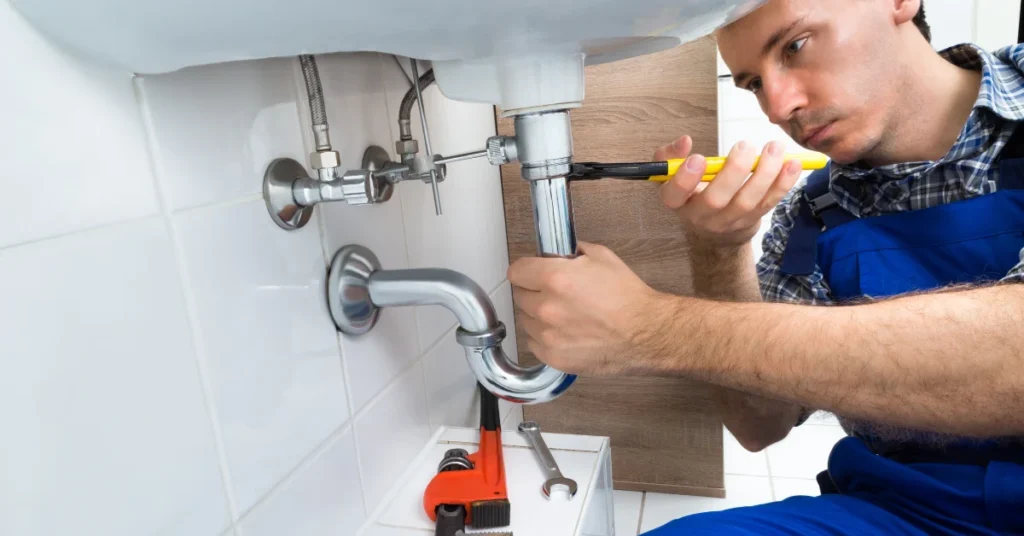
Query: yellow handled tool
652 153 830 182
568 153 829 182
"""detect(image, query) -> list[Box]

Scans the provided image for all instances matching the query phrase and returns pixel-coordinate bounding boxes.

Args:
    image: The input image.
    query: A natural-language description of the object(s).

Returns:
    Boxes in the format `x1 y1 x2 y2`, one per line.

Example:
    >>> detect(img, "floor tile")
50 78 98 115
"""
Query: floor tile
723 427 770 476
766 425 847 479
614 491 643 536
772 477 821 501
804 411 843 427
639 476 773 533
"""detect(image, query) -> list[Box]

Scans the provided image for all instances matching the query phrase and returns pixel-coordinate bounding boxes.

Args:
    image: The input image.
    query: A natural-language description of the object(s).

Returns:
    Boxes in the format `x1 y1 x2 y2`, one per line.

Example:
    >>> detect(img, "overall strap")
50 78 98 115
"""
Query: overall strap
779 166 856 276
998 123 1024 190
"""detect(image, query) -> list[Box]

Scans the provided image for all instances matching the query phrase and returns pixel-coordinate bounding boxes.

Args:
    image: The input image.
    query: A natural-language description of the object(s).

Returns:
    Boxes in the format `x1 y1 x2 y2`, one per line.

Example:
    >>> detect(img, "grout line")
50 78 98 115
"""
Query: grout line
169 193 264 217
0 212 157 254
347 337 437 432
131 76 241 521
636 492 647 536
233 421 355 526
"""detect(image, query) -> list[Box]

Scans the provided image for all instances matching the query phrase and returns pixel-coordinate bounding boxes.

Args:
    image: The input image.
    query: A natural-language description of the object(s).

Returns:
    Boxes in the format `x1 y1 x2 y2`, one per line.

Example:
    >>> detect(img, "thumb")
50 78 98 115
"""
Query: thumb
660 154 706 209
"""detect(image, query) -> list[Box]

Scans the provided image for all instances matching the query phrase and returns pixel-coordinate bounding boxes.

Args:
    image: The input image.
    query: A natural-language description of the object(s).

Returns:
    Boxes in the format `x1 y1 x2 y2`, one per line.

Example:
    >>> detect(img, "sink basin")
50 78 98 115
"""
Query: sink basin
13 0 763 72
12 0 764 110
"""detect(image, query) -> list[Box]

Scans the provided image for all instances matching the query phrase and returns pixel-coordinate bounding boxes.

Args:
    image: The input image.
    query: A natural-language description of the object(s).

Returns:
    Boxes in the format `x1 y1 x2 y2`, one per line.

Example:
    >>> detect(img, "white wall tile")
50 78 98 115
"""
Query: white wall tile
719 118 803 157
354 362 431 516
137 58 306 212
421 332 477 432
239 427 366 536
639 476 773 533
175 201 348 513
0 219 228 536
312 53 423 415
765 425 847 480
723 427 770 477
0 1 158 249
613 491 643 536
503 406 525 430
717 79 763 123
926 0 978 51
381 56 512 351
772 477 821 501
975 0 1020 51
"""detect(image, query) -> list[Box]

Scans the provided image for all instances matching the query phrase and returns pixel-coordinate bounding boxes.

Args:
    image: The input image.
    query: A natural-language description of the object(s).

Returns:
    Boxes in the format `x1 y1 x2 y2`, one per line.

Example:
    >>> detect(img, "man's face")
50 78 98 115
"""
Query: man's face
717 0 908 164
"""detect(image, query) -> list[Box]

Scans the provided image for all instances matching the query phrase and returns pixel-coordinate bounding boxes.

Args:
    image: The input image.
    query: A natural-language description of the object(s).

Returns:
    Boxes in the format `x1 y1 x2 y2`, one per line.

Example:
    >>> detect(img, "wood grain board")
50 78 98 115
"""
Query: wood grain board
496 36 726 497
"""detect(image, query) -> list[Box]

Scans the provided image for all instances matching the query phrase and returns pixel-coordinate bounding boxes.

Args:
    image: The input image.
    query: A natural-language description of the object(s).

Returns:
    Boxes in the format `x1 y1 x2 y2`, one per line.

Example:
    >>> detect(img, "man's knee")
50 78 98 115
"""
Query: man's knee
640 507 765 536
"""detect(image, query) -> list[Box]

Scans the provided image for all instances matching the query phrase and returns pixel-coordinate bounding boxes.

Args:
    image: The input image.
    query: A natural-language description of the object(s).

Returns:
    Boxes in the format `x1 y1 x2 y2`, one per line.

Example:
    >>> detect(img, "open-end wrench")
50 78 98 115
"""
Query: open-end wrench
517 421 578 499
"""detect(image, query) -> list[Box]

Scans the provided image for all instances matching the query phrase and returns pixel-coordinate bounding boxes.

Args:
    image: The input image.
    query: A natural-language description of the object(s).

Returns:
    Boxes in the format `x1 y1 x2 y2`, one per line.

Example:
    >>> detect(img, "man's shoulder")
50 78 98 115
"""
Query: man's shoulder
993 43 1024 69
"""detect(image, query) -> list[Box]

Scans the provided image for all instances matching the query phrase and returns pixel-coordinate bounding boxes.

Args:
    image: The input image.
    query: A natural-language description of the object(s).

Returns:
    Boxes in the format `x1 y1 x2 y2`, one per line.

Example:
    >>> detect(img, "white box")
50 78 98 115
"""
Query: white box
360 426 615 536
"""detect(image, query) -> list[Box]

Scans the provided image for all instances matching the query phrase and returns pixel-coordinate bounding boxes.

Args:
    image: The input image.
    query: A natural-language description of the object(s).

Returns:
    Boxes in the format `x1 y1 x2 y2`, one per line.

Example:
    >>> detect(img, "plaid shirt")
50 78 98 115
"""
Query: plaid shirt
757 43 1024 305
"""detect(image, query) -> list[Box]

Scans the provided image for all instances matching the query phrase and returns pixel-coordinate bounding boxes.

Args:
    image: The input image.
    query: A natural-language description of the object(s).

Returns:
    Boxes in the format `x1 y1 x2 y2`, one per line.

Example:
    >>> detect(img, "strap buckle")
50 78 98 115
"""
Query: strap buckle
803 190 838 217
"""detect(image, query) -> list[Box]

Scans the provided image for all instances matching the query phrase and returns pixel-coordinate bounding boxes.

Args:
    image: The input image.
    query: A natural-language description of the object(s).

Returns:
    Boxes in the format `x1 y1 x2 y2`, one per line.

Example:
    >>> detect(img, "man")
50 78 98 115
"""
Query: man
507 0 1024 533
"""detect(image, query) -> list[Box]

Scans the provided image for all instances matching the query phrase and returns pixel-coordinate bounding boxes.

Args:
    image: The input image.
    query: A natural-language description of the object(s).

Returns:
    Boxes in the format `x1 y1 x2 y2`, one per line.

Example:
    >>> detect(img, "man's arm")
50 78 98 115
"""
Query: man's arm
689 242 805 451
646 283 1024 437
655 137 807 451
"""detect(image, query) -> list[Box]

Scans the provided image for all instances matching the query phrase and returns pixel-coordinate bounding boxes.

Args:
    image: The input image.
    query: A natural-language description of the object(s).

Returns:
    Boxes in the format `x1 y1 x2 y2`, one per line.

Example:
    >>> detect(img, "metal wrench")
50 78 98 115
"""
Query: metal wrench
517 421 578 499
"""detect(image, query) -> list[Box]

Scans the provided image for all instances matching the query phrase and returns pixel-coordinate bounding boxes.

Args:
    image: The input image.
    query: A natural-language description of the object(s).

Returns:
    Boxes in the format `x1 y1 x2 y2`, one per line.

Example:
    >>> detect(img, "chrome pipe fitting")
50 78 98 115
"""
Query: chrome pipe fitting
326 245 574 405
513 111 574 180
262 147 407 231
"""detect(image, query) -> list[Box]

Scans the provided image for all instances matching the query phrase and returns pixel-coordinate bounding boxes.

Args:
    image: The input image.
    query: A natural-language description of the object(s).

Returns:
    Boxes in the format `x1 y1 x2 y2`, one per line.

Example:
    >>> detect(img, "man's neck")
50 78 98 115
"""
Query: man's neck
864 43 983 167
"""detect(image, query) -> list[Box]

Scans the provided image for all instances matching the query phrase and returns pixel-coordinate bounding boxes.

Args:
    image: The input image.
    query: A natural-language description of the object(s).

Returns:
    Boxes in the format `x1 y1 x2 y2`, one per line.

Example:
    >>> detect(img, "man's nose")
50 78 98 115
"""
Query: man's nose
761 76 807 126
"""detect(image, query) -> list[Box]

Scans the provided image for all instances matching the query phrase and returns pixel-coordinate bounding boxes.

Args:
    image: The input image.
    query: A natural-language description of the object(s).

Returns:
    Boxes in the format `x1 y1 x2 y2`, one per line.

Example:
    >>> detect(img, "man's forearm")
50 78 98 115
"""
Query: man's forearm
689 242 762 302
661 284 1024 437
689 241 804 449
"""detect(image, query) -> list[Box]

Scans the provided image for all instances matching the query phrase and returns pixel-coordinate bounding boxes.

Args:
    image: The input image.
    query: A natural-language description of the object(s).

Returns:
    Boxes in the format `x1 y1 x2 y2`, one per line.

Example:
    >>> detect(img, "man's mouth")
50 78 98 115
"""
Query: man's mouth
801 121 836 149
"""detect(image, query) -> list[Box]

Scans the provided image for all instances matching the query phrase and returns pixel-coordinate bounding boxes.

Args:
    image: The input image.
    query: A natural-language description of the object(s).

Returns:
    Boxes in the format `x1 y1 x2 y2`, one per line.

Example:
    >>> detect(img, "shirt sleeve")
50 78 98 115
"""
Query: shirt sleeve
1001 247 1024 283
756 188 836 306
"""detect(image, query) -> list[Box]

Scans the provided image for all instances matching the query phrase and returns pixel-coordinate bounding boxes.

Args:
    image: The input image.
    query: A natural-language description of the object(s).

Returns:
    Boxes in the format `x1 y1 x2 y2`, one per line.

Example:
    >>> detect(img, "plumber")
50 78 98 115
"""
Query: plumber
508 0 1024 533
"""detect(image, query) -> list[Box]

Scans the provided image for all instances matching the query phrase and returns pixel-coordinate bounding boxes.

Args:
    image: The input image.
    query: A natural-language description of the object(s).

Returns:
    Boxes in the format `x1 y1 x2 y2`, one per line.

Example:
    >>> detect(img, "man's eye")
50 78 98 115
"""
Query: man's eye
786 37 808 56
746 78 763 94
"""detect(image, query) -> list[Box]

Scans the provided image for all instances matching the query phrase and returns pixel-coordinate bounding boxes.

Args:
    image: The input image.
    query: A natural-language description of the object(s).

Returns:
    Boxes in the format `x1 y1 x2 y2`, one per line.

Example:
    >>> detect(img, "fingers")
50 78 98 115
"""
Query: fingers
660 153 707 209
577 241 611 258
508 256 570 291
699 141 757 212
653 135 693 161
723 141 786 220
759 159 803 212
513 289 545 321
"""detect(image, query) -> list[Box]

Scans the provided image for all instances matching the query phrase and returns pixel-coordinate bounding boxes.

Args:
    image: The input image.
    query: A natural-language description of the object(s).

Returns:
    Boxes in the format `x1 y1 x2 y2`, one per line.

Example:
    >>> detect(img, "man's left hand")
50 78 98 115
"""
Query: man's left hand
507 241 679 376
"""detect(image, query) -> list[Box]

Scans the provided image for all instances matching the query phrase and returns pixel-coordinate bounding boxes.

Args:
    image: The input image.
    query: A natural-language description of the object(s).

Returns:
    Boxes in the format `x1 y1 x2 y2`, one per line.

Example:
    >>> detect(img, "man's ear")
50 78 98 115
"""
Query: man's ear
891 0 922 27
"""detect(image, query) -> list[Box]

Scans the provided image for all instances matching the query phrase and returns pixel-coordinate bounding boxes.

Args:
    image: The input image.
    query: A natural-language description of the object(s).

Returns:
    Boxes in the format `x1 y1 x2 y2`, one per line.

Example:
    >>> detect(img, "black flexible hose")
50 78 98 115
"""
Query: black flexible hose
399 69 435 124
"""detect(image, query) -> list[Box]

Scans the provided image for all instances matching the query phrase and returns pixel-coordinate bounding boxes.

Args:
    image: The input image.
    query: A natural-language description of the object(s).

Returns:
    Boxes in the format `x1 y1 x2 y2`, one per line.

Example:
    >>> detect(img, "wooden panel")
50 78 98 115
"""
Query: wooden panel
498 36 725 496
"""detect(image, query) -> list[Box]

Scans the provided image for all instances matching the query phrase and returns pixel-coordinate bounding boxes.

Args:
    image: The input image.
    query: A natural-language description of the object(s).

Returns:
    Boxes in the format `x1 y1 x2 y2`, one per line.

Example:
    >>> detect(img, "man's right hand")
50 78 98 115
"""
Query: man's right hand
654 136 804 249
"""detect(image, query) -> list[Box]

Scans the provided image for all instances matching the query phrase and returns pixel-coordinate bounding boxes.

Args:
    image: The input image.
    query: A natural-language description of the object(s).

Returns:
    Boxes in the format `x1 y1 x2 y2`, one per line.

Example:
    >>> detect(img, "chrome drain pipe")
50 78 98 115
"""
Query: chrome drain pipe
326 245 575 404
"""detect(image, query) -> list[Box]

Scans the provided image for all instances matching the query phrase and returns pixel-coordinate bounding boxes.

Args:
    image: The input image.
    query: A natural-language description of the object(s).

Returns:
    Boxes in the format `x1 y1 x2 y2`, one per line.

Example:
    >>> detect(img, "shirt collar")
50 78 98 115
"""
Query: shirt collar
946 43 1024 122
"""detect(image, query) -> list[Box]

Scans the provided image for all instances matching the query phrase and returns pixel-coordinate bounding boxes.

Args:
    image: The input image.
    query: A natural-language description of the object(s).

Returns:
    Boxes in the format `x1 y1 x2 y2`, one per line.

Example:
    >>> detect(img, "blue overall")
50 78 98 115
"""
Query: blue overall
644 145 1024 534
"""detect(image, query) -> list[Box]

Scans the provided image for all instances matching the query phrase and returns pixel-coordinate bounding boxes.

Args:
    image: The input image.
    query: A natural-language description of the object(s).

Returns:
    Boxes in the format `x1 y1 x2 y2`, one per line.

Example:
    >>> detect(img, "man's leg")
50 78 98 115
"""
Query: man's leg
641 494 928 536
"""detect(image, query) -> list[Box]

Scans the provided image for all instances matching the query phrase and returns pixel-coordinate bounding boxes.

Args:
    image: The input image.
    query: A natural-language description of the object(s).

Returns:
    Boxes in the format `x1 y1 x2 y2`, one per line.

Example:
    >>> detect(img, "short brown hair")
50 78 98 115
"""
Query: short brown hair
914 2 931 43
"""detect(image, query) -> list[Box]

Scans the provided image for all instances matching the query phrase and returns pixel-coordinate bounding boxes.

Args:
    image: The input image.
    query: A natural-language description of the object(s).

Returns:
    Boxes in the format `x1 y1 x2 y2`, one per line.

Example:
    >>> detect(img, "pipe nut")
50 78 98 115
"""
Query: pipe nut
310 150 341 170
487 136 518 166
396 139 419 157
456 322 507 348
